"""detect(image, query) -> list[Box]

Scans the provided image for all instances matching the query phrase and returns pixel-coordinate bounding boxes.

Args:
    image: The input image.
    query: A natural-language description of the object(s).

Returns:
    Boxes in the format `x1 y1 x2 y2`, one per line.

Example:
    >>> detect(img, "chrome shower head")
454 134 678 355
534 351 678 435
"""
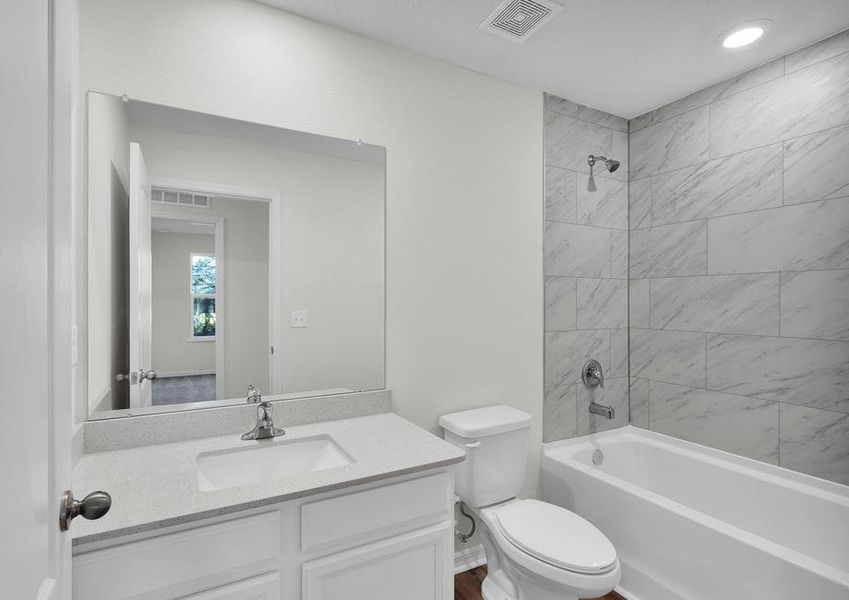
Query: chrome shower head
587 154 620 173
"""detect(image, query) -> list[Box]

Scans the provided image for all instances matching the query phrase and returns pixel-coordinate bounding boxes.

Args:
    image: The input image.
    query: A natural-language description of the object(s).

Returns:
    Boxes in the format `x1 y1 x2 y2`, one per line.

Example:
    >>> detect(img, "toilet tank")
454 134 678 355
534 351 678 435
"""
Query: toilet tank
439 405 531 507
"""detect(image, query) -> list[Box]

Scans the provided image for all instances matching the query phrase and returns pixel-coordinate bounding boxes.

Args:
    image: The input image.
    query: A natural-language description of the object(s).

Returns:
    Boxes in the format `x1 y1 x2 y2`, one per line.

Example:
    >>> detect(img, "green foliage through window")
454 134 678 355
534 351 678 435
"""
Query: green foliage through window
191 255 216 294
191 254 216 337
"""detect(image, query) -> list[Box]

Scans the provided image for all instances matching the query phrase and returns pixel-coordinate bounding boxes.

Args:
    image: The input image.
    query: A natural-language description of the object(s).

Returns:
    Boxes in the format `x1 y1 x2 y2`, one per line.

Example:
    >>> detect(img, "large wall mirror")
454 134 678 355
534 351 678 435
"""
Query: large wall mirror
85 92 385 419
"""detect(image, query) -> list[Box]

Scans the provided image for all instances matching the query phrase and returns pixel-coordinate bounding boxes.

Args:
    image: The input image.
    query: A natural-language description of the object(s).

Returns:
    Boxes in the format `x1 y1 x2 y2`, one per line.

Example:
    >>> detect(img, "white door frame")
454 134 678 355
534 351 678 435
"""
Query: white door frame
150 207 226 400
49 0 74 591
148 176 283 397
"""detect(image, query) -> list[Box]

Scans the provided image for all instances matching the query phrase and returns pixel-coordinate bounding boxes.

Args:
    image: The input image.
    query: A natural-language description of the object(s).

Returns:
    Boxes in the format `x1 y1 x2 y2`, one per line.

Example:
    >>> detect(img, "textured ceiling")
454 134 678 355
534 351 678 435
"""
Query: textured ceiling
258 0 849 118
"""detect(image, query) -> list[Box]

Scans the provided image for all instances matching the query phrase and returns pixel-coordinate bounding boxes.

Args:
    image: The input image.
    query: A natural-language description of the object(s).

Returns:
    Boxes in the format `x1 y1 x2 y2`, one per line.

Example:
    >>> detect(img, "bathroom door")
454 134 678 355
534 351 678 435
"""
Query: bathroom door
128 143 154 408
0 0 73 598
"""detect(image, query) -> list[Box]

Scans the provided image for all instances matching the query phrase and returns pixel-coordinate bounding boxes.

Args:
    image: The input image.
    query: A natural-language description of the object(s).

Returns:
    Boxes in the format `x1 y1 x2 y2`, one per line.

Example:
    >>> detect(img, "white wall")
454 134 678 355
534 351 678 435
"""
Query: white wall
86 92 129 412
78 0 544 493
130 123 384 397
151 231 216 376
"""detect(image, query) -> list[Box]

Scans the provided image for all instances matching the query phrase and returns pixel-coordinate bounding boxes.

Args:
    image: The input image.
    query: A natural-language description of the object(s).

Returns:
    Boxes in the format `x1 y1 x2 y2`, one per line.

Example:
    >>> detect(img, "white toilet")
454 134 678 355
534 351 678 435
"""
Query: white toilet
440 405 620 600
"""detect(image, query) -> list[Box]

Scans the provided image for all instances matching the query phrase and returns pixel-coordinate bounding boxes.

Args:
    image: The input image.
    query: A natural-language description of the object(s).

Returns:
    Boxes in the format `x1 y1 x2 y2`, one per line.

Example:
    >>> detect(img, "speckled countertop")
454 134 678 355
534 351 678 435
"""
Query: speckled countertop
72 412 465 545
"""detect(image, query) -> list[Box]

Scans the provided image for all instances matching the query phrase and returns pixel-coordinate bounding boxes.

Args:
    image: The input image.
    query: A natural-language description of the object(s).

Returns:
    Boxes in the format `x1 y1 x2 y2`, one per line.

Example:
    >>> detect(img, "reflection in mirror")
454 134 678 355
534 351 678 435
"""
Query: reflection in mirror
85 92 385 419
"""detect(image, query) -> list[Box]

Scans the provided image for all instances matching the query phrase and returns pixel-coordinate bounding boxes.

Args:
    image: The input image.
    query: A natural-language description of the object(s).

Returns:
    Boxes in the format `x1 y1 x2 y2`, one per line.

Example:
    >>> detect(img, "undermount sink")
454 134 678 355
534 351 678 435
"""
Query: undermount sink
196 435 353 491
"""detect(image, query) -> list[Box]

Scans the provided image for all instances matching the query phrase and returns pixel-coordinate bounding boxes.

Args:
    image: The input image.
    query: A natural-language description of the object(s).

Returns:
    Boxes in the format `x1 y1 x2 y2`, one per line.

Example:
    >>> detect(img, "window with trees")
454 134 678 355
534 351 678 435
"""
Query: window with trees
191 253 216 338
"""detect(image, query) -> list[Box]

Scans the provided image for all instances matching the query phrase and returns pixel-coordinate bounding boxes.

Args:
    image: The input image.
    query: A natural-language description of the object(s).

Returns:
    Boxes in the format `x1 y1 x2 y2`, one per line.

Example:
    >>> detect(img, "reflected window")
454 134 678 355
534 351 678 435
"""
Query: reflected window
191 253 216 338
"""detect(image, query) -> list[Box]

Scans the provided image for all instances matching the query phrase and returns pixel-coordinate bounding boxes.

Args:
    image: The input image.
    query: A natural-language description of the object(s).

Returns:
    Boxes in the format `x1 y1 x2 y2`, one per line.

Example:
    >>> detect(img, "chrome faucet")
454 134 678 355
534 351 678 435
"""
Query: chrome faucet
583 359 615 420
241 386 285 440
242 401 285 440
589 402 615 419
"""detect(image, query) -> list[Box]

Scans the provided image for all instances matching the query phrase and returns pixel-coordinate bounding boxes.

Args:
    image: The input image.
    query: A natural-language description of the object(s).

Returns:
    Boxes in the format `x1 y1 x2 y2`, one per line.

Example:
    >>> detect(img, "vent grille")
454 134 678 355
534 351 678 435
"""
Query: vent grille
151 187 210 209
480 0 562 43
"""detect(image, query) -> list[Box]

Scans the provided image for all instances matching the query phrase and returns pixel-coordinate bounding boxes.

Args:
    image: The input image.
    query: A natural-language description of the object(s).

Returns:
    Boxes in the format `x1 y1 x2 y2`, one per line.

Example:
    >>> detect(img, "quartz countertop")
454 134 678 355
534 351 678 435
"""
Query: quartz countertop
72 412 465 545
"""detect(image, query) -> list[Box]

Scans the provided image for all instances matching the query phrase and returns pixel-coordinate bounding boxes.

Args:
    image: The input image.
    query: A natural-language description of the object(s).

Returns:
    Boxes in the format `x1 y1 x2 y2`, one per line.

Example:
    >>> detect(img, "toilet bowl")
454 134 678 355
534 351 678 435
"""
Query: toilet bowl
472 499 620 600
440 406 620 600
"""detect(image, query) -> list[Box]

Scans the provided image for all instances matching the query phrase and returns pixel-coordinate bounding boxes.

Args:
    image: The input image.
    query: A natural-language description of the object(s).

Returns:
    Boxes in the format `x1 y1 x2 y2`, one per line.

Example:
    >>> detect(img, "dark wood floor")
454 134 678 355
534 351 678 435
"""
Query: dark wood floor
455 566 624 600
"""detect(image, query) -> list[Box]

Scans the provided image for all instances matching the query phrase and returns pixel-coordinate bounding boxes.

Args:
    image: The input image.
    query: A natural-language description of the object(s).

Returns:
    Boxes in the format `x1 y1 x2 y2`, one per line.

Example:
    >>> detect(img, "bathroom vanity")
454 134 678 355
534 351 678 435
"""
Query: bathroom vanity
71 410 464 600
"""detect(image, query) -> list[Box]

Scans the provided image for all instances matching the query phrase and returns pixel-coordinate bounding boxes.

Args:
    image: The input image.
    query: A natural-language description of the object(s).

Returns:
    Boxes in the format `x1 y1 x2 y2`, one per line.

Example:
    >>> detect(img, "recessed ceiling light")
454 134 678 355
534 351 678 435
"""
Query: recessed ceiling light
719 19 772 49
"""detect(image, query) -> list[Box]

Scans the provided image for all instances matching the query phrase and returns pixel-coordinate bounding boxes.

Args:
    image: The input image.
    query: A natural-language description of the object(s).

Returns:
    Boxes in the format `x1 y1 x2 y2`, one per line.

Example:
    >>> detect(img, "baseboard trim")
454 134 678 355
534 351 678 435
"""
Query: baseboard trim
454 544 486 575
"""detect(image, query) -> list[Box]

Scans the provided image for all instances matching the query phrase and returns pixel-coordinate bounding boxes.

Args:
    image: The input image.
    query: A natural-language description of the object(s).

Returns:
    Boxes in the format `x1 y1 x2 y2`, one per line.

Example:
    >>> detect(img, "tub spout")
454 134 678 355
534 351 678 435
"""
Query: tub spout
589 402 615 419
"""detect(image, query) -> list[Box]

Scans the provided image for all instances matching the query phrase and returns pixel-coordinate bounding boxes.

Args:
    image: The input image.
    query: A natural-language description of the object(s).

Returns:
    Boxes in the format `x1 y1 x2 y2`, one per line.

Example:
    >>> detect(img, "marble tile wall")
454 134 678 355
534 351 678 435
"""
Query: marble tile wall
544 93 629 442
628 29 849 485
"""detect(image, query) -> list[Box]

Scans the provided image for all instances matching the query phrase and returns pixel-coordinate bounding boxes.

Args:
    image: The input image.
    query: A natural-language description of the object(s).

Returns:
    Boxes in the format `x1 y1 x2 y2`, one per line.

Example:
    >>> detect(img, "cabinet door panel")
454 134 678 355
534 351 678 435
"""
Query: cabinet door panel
73 512 280 600
301 523 452 600
179 572 280 600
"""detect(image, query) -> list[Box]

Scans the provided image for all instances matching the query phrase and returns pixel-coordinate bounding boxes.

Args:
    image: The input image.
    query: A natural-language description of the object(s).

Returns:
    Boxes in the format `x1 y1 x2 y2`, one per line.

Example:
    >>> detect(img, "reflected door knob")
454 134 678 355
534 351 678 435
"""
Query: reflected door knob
138 369 157 381
59 490 111 531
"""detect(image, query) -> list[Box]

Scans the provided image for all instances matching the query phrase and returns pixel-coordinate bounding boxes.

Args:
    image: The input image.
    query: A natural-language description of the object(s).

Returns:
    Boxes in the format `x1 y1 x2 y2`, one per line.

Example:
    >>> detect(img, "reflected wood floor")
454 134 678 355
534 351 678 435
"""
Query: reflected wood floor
454 566 624 600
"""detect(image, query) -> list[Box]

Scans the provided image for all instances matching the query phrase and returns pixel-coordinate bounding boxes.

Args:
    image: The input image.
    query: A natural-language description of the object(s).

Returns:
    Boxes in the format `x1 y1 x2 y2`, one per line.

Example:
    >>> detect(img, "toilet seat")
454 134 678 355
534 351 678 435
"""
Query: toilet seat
494 499 617 575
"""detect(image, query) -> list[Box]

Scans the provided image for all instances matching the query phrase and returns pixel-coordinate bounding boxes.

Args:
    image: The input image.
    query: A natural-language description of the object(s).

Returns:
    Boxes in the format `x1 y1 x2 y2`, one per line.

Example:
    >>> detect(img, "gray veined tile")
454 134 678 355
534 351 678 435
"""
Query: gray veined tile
577 279 627 330
628 279 650 329
648 381 779 463
650 274 779 335
780 270 849 341
784 124 849 206
629 112 653 133
578 104 628 133
546 166 577 223
779 403 849 485
545 112 612 172
630 107 710 178
785 29 849 73
577 175 628 230
545 277 577 331
578 378 629 435
629 178 651 230
545 330 609 392
543 382 577 442
651 59 784 125
629 378 649 428
707 198 849 273
610 130 629 183
651 144 783 225
544 222 611 278
545 93 579 117
630 221 707 278
630 329 706 388
609 328 629 379
610 230 628 279
706 334 849 413
711 51 849 157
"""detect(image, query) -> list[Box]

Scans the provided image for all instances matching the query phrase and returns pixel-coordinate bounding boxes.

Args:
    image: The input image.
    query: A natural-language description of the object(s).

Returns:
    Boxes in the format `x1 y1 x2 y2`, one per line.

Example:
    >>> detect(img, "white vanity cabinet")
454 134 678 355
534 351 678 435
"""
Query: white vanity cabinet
72 470 454 600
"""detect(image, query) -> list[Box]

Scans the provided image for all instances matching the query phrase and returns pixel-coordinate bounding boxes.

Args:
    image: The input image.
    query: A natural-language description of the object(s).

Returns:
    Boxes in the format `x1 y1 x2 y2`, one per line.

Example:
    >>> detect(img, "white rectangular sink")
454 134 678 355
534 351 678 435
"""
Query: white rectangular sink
197 435 353 491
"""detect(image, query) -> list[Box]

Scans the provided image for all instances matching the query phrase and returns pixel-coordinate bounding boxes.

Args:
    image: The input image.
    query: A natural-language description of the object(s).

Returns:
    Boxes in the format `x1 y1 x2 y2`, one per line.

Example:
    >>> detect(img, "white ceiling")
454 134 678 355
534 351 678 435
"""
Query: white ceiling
258 0 849 118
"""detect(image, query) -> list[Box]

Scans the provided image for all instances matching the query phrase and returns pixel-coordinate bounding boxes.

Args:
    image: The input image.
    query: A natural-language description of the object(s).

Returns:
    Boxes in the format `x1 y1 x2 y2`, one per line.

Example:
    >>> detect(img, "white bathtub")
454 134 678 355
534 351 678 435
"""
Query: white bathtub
541 426 849 600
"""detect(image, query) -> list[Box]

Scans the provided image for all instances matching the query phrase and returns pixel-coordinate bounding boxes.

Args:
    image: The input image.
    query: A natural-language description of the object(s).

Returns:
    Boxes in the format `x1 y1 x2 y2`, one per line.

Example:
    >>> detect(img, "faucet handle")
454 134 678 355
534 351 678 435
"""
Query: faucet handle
247 384 262 403
582 359 604 388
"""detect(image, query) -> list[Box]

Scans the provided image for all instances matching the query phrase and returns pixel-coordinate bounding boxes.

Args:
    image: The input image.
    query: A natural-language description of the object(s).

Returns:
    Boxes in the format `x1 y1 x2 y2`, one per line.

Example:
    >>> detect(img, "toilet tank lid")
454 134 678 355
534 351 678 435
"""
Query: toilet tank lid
439 405 531 438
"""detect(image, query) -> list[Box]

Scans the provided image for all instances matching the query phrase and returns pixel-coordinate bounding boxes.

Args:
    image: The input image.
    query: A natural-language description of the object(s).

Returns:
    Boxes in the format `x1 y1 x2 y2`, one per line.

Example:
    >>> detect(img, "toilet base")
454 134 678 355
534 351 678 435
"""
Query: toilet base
481 568 578 600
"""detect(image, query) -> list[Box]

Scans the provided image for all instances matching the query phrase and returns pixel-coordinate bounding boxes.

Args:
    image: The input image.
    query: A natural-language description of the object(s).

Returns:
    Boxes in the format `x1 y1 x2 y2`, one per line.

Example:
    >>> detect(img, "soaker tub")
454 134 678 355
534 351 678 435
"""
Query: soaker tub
541 426 849 600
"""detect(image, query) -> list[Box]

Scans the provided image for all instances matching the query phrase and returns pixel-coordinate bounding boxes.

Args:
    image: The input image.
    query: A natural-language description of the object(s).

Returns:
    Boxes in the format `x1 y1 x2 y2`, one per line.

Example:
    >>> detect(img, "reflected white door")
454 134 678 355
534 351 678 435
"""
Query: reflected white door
0 0 72 598
129 143 154 408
